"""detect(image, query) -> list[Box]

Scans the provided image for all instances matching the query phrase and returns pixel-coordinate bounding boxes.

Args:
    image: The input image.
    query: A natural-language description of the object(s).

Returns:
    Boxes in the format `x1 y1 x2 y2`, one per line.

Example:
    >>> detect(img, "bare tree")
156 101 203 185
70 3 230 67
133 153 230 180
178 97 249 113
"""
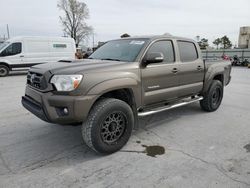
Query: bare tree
57 0 92 47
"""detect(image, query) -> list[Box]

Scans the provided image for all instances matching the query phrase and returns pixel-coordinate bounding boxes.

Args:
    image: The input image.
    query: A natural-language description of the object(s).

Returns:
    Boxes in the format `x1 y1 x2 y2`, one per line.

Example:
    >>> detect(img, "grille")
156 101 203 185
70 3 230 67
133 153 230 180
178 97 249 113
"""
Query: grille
27 71 47 90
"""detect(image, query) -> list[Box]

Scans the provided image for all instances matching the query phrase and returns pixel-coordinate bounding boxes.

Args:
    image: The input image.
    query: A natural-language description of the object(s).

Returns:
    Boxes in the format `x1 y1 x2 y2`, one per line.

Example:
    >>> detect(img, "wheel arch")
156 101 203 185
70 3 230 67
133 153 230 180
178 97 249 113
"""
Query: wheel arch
203 72 224 94
0 62 11 70
88 87 139 129
213 74 224 85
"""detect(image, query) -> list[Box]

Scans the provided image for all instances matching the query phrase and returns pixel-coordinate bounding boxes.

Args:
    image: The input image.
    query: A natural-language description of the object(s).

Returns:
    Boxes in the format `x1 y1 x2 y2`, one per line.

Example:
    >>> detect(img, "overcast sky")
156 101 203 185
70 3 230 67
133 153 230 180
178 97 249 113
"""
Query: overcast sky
0 0 249 47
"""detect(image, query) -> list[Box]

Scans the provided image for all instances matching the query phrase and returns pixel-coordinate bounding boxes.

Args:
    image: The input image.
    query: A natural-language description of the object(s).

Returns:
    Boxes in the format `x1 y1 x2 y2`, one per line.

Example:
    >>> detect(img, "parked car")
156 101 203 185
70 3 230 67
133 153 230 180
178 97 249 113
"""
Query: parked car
0 36 76 76
22 34 231 154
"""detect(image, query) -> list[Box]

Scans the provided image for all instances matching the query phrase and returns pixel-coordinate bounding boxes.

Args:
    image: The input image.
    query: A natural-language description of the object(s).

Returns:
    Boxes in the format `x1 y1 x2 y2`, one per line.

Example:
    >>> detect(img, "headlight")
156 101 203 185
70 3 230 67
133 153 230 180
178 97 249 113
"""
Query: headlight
50 75 83 91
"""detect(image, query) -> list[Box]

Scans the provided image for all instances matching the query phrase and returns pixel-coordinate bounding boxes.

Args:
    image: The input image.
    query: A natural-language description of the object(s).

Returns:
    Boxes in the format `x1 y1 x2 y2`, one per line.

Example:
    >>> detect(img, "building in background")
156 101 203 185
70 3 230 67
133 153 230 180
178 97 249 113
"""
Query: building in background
238 26 250 49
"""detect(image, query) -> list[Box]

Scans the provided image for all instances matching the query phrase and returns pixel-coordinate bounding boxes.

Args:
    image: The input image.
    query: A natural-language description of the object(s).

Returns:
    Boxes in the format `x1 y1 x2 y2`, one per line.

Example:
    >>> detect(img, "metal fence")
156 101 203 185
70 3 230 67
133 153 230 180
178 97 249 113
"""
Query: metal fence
202 49 250 61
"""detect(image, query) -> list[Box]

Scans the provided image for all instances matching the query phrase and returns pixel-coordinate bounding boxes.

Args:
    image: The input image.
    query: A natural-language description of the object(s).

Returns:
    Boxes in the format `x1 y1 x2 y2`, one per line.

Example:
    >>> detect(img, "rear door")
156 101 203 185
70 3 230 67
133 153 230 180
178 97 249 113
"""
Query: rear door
141 40 179 105
177 41 204 98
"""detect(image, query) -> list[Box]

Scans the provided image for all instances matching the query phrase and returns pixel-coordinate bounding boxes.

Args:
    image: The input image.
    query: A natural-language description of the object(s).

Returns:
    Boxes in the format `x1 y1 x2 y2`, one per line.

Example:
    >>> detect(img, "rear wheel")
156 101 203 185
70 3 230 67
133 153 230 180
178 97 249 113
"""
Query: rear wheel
0 65 9 77
200 80 223 112
82 98 134 154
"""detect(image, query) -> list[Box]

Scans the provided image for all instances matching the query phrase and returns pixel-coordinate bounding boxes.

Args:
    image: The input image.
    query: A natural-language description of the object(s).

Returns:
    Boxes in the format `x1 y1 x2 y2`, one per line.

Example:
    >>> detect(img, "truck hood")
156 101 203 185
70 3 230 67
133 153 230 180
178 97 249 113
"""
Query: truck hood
30 59 129 75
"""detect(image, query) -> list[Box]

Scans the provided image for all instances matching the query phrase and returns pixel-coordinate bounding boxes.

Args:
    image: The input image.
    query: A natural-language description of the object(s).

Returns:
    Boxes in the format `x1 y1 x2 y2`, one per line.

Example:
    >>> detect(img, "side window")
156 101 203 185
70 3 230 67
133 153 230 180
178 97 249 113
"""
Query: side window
146 40 175 63
177 41 198 62
0 42 22 57
53 44 67 48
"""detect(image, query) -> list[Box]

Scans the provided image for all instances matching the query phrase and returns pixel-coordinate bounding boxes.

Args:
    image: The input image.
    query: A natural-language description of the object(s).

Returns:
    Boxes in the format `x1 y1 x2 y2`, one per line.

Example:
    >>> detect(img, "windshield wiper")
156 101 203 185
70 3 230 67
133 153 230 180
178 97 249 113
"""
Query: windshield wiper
101 58 121 61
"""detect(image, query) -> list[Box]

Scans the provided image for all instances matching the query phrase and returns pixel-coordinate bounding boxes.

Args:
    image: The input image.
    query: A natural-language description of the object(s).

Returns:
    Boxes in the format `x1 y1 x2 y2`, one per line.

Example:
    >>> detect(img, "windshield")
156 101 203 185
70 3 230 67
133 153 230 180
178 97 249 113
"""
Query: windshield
0 42 10 51
89 39 148 62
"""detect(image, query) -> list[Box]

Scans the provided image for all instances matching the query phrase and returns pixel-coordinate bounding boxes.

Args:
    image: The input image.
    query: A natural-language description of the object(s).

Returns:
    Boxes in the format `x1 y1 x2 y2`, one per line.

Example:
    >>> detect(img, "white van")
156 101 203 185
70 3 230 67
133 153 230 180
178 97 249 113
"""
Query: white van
0 36 76 76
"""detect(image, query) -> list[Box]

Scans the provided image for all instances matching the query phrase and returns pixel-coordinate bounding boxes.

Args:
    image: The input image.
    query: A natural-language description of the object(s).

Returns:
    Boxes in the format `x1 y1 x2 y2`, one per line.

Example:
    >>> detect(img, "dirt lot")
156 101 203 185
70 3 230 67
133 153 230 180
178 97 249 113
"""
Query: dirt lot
0 68 250 188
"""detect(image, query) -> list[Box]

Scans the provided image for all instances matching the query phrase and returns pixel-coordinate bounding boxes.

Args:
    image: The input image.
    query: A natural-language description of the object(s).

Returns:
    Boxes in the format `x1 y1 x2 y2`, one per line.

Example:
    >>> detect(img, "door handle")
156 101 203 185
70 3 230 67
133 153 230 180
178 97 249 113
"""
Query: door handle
172 68 178 74
197 66 202 71
20 55 24 58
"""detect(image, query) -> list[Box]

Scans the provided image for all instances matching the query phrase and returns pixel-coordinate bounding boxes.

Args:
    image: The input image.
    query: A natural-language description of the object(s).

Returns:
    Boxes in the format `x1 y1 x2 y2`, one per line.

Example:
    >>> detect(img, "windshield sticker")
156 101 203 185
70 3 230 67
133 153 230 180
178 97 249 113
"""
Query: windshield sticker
130 41 145 45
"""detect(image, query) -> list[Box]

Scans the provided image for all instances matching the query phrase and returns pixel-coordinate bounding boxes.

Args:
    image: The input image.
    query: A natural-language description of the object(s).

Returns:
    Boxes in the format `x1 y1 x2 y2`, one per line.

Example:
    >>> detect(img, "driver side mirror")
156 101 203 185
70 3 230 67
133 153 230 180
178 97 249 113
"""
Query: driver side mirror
143 52 164 66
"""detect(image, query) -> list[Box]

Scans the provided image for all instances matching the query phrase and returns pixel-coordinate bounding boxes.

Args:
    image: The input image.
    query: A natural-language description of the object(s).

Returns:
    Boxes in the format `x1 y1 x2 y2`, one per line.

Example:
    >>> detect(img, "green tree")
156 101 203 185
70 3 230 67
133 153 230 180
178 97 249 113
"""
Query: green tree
213 38 222 49
57 0 93 47
221 35 232 49
198 38 209 49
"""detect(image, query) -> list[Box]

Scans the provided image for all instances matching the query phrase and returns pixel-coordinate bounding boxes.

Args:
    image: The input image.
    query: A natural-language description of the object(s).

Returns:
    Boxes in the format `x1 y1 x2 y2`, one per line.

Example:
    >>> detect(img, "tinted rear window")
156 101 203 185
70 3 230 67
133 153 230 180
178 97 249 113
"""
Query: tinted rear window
177 41 198 62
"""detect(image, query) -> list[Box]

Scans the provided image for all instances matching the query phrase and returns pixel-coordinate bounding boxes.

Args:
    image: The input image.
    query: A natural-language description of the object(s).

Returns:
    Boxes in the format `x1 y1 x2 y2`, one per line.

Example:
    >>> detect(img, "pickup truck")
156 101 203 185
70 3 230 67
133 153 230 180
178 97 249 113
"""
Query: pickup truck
22 34 231 154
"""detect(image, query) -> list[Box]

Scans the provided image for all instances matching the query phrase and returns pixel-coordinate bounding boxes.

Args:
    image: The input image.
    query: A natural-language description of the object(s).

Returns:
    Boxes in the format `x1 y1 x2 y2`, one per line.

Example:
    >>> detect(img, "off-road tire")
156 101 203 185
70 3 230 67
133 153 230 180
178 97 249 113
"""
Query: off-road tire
0 65 9 77
82 98 134 154
200 80 223 112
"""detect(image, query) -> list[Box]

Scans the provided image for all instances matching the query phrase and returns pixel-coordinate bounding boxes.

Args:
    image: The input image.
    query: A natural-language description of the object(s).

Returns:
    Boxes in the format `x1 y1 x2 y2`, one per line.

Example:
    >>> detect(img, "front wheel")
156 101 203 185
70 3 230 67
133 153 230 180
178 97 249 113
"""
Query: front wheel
82 98 134 154
200 80 223 112
0 65 9 77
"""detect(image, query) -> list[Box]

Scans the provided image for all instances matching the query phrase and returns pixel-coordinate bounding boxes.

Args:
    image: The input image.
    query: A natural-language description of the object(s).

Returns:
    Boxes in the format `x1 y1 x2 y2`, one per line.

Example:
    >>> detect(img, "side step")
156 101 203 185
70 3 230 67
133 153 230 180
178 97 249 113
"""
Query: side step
138 96 203 117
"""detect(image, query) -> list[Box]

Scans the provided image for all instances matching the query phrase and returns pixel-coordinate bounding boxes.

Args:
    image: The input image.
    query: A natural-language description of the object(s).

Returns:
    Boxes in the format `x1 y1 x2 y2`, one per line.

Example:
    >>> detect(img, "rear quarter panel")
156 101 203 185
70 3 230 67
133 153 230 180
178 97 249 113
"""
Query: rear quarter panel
203 60 231 93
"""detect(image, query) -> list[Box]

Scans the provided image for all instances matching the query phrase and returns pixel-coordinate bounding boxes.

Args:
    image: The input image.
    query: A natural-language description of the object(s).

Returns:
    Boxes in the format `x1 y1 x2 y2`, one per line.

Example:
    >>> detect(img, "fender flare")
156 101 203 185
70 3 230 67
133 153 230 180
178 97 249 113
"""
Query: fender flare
87 77 139 97
203 72 224 94
86 77 141 129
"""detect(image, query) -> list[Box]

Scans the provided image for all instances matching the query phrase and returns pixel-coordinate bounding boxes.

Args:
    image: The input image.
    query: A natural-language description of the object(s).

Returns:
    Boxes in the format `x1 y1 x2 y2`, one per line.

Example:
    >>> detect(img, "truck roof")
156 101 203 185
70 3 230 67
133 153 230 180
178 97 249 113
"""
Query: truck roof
118 34 196 43
5 36 75 43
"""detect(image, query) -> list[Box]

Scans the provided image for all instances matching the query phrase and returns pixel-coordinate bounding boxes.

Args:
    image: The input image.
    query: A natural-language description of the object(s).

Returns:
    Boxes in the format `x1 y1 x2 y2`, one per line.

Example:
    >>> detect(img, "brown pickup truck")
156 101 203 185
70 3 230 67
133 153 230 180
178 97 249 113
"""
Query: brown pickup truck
22 34 231 154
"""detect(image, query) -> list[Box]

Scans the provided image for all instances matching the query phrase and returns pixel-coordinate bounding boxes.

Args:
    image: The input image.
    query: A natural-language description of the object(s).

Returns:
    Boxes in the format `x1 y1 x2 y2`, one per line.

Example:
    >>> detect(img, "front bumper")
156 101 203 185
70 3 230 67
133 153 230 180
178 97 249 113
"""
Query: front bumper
22 86 98 124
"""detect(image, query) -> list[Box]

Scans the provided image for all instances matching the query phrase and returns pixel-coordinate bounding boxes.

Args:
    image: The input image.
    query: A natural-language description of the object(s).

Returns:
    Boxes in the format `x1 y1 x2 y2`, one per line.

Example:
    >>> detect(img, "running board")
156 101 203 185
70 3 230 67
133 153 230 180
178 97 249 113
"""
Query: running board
138 96 204 117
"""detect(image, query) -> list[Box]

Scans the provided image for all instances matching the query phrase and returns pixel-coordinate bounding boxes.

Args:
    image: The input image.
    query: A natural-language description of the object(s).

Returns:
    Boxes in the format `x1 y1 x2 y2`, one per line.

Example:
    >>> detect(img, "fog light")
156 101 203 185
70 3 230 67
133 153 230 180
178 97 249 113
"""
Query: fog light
63 108 69 115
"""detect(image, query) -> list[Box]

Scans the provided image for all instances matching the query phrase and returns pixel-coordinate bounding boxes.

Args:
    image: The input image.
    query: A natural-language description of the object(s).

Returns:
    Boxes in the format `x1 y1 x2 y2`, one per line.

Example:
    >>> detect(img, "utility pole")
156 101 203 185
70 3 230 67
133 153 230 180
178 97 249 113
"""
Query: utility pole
92 33 95 48
7 24 10 39
196 35 200 42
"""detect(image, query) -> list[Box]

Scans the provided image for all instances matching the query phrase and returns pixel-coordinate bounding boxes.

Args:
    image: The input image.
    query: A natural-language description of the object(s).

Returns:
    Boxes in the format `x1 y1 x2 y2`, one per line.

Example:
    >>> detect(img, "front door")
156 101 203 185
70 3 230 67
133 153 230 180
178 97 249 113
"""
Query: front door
0 42 24 67
141 40 179 105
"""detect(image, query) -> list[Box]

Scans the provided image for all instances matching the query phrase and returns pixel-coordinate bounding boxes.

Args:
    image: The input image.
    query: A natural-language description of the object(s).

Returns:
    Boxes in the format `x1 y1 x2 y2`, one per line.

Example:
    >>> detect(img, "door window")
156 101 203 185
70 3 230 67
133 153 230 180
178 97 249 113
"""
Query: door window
146 40 175 63
177 41 198 62
0 42 22 57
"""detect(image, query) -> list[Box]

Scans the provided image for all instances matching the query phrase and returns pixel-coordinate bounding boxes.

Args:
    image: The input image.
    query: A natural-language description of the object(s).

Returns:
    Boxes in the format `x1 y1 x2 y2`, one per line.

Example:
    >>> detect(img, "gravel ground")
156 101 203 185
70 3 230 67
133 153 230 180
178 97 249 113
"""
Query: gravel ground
0 67 249 188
